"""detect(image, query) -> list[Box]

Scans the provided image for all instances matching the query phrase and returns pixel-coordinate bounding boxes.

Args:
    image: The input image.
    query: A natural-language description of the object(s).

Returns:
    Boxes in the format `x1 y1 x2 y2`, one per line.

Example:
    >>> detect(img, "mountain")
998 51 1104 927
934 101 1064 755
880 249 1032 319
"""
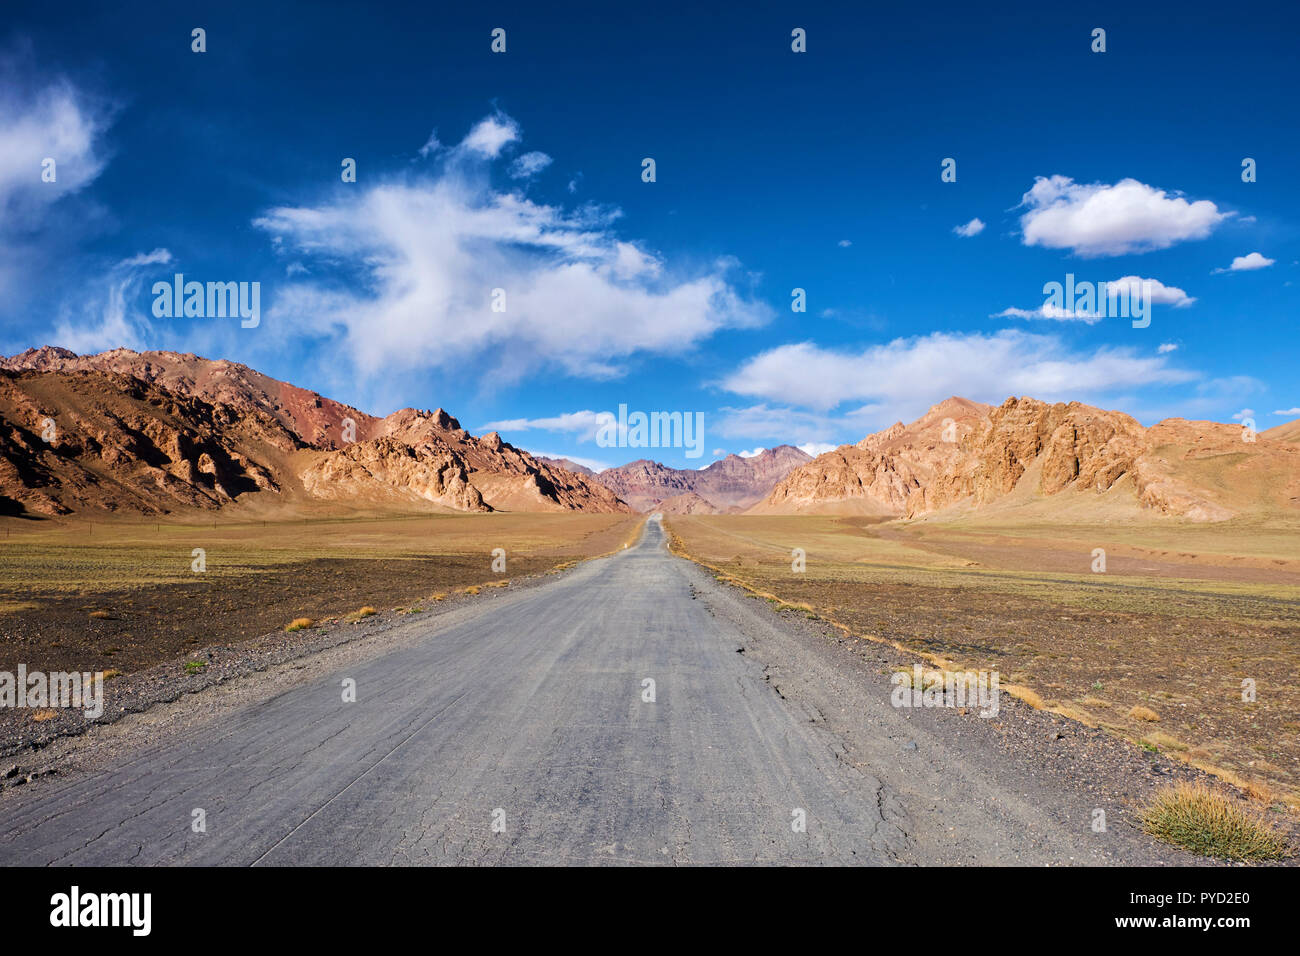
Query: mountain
754 396 1300 522
534 456 597 478
751 398 989 516
1263 417 1300 445
653 491 719 515
595 445 811 512
0 348 629 516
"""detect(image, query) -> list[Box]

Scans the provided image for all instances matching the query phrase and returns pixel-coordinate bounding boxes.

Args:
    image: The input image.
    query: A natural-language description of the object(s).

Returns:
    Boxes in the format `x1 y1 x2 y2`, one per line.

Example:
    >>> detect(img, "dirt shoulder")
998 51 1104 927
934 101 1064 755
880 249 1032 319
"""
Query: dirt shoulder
666 520 1299 864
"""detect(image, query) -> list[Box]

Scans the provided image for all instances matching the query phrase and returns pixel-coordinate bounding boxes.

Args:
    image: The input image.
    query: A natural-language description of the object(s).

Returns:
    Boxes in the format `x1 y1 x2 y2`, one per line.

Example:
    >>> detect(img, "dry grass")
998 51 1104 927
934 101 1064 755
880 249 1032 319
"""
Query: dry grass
285 617 315 632
430 592 446 602
100 668 122 680
1142 731 1189 752
356 606 377 618
88 610 112 619
1007 685 1045 709
29 708 58 722
462 586 480 595
1141 783 1289 861
666 512 1300 807
1129 705 1161 722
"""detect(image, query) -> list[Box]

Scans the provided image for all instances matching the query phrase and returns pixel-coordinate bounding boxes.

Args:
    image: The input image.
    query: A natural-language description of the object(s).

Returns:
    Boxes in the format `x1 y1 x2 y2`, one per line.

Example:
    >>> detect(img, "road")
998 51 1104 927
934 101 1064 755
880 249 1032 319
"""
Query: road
0 518 1172 865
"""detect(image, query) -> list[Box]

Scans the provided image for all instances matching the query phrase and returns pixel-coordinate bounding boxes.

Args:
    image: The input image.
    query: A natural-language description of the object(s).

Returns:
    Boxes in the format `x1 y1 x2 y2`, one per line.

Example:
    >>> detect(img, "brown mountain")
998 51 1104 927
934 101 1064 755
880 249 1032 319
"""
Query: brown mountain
534 456 597 478
1263 417 1300 445
654 491 720 515
754 396 1300 522
596 445 811 512
751 398 989 516
0 348 628 516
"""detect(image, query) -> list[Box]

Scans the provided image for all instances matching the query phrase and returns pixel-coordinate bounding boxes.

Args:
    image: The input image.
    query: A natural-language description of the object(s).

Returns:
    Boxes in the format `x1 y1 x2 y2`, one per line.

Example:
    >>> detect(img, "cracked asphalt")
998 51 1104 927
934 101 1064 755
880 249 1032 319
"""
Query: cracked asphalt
0 517 1191 865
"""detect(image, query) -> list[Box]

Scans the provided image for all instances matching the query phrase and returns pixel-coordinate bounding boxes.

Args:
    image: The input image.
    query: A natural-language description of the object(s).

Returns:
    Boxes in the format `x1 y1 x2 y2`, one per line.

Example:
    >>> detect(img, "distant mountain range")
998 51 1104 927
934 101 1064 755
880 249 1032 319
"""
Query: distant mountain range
3 347 1296 523
591 446 812 512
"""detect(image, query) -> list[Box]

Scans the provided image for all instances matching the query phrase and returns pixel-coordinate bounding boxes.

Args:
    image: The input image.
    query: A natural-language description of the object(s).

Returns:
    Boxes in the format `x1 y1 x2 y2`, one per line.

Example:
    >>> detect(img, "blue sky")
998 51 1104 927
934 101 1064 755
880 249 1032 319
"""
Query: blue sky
2 0 1297 469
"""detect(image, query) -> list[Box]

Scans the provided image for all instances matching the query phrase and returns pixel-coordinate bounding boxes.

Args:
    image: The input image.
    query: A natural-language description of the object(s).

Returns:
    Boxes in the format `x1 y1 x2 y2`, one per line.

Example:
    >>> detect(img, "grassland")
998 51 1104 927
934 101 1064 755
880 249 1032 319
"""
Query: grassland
0 510 642 674
666 513 1300 808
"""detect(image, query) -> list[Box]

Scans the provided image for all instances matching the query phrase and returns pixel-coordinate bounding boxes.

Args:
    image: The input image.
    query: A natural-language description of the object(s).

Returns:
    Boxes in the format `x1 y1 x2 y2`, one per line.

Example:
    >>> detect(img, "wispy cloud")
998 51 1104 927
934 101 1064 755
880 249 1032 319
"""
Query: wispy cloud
50 249 173 353
721 330 1196 413
253 111 770 382
953 217 985 237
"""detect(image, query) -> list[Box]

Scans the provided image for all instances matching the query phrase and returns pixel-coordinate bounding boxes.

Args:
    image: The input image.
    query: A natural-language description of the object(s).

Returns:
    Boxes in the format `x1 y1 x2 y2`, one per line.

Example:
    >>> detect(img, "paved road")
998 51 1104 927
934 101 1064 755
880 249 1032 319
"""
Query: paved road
0 518 1158 865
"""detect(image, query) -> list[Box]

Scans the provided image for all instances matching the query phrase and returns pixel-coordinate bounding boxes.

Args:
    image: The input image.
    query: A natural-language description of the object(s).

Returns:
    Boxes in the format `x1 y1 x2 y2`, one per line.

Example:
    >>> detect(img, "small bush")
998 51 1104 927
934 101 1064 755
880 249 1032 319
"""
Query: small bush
1129 704 1160 722
1141 783 1289 861
357 606 377 618
286 617 314 632
184 660 207 674
30 708 59 722
88 610 112 619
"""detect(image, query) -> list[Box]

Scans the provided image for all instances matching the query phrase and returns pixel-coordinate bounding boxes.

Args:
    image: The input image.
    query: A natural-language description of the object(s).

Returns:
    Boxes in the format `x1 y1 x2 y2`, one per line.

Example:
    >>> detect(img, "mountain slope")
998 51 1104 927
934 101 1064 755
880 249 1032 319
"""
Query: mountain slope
755 396 1300 522
751 398 989 516
0 348 628 516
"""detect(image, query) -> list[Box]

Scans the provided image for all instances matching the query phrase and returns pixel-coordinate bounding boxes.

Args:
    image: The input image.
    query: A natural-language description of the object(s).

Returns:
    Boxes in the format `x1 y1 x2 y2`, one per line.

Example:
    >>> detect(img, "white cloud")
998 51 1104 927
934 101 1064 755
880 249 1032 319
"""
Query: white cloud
993 305 1102 323
509 151 552 179
1158 343 1178 354
953 217 985 237
1018 175 1228 256
0 58 113 305
837 239 852 247
0 70 110 224
796 441 837 457
1107 275 1196 307
459 113 520 158
118 248 172 268
253 111 770 380
1231 408 1255 421
737 447 765 458
996 276 1194 325
1273 407 1300 417
417 130 442 158
721 330 1195 413
1220 252 1275 272
479 409 609 442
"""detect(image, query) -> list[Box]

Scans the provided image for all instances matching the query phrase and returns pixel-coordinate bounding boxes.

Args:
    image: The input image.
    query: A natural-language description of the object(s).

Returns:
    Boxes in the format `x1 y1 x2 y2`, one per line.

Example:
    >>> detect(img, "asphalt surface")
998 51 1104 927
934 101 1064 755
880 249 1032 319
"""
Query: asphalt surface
0 517 1179 865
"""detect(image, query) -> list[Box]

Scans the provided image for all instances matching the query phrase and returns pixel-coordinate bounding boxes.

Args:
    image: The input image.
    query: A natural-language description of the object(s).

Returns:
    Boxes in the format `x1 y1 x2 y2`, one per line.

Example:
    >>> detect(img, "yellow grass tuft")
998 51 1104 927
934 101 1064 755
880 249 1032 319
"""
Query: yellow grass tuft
88 610 112 619
30 708 59 722
1141 782 1289 861
1142 731 1188 752
356 606 377 618
100 668 122 680
286 617 315 632
1006 685 1045 709
430 593 446 602
1129 704 1161 722
463 586 480 595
